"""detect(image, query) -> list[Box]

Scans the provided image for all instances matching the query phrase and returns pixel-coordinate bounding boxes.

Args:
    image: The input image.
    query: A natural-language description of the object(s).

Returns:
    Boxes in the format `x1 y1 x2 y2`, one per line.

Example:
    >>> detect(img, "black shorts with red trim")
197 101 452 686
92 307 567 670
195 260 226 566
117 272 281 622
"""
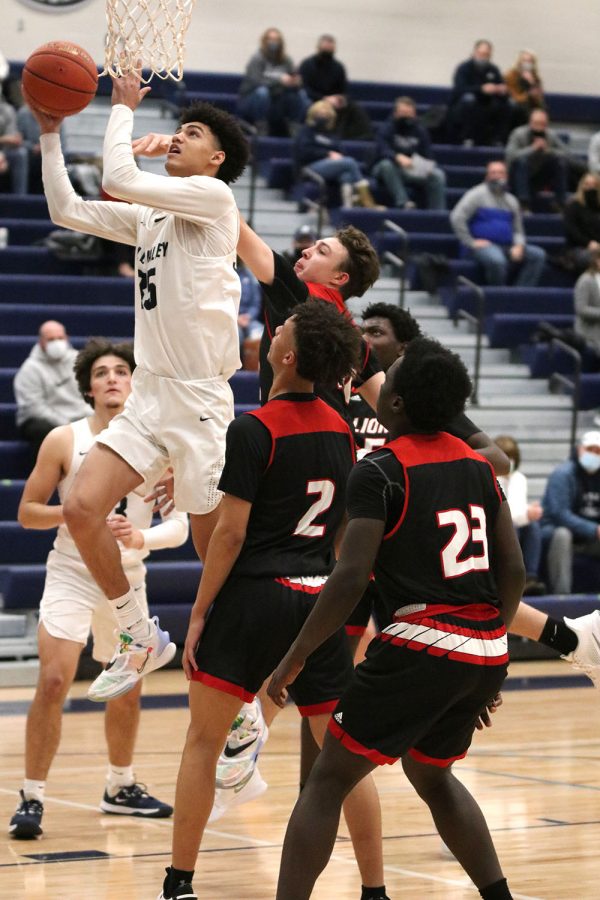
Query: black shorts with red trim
192 573 354 716
328 602 508 766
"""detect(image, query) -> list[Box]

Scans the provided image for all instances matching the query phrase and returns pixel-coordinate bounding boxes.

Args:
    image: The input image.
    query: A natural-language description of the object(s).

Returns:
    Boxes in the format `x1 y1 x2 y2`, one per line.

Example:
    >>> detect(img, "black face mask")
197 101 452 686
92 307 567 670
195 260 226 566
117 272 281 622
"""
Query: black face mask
395 116 412 127
318 50 334 60
530 129 546 138
584 189 599 209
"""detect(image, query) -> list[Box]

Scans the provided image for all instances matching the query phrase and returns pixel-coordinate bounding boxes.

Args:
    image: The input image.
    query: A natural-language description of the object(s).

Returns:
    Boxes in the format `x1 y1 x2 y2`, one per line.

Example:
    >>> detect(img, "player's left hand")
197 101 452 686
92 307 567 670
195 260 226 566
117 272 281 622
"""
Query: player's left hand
132 132 171 157
145 468 175 514
267 651 306 708
106 513 144 549
475 691 503 730
111 59 151 110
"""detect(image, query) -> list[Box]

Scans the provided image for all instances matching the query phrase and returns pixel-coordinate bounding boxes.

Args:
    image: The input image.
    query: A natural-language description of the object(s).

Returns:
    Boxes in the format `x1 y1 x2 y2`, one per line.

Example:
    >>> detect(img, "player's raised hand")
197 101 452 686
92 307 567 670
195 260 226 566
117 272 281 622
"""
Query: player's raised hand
267 649 305 708
111 59 151 110
132 132 171 157
29 105 64 135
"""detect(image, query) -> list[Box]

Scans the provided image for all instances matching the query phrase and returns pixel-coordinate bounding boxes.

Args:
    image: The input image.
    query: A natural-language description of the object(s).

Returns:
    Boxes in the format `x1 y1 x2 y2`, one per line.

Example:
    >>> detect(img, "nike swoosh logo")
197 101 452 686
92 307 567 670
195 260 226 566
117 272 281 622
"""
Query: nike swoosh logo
154 215 167 223
199 415 213 422
116 602 128 610
222 738 258 759
136 650 152 675
79 451 88 456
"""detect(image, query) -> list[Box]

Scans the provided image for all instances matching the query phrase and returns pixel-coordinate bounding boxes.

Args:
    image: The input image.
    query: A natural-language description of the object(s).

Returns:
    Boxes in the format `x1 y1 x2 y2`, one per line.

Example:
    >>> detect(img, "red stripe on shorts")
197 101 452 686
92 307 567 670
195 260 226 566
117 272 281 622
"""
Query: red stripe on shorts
345 625 367 636
297 699 339 717
274 577 323 594
191 670 255 703
328 717 397 766
408 746 468 767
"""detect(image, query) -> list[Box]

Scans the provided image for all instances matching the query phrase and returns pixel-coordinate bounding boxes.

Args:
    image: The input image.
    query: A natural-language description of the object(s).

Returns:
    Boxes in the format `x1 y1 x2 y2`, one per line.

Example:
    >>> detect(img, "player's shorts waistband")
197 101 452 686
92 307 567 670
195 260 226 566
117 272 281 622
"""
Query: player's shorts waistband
393 602 501 622
136 365 228 386
274 575 328 594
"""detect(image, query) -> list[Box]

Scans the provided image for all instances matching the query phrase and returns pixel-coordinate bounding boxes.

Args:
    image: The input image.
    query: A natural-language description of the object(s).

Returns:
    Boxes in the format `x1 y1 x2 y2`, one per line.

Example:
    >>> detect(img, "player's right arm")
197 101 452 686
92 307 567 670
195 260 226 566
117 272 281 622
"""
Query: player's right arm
490 500 526 628
17 426 71 530
33 108 139 245
237 216 276 284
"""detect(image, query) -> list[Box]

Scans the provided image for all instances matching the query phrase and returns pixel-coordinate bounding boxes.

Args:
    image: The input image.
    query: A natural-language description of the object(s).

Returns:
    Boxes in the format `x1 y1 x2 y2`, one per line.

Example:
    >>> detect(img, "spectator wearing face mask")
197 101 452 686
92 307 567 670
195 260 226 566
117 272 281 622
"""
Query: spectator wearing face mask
563 173 600 272
449 159 546 285
449 39 511 146
238 27 308 136
504 49 545 126
573 247 600 355
505 109 575 212
13 320 91 459
298 34 347 102
541 431 600 594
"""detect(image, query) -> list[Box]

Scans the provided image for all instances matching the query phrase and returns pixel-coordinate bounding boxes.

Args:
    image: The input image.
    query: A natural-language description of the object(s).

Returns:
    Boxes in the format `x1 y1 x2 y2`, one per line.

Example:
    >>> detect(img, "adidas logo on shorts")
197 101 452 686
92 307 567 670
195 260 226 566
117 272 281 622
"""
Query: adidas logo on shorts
334 712 343 723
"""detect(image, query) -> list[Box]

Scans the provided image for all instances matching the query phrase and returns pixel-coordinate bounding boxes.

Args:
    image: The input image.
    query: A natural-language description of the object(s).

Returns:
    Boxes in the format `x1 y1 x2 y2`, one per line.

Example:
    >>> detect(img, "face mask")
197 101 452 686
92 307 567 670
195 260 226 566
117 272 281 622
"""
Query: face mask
579 451 600 474
395 116 412 126
520 62 534 72
313 116 332 129
584 189 599 209
266 41 282 54
45 339 68 361
488 178 506 191
474 58 489 69
531 129 546 138
318 50 334 59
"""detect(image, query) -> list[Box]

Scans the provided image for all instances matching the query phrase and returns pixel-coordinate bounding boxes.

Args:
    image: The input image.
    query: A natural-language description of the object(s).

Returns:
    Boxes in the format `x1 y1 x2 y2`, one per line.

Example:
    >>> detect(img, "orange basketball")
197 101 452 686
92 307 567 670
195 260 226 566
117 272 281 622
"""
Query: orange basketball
22 41 98 117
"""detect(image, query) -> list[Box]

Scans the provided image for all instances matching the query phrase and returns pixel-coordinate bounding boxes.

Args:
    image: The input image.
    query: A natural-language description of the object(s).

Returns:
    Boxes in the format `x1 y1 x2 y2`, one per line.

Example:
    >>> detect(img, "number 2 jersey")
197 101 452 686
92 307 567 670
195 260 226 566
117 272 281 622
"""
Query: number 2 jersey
218 393 356 578
40 105 241 381
347 431 505 625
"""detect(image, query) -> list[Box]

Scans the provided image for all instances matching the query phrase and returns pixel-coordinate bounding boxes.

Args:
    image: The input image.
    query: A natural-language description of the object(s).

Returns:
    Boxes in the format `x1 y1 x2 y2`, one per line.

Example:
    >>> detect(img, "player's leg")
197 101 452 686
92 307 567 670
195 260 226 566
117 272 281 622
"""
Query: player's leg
160 682 243 899
276 729 378 900
308 713 385 895
189 505 221 563
9 625 82 838
402 755 510 898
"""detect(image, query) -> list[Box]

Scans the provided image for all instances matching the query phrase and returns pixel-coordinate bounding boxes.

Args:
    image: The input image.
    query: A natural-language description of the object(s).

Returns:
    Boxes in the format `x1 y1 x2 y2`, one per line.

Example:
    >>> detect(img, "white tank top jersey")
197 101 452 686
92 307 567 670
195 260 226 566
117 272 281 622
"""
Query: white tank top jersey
40 104 242 382
54 418 160 568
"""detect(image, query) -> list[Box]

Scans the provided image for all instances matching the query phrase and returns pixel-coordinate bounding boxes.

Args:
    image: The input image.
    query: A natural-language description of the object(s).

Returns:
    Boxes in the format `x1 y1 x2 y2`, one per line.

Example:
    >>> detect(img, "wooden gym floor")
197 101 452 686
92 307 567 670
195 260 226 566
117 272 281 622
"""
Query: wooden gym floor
0 660 598 899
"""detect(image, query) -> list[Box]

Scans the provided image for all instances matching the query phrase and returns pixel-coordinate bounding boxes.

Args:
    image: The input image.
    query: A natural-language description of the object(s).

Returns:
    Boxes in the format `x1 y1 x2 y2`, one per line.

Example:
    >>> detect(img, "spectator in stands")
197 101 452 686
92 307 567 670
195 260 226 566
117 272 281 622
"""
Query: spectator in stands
505 109 573 212
574 246 600 354
563 173 600 272
13 320 90 459
328 93 373 141
16 105 51 194
299 34 347 102
0 50 9 99
504 49 545 126
587 128 600 176
237 259 263 349
449 39 511 146
450 160 546 285
541 430 600 594
294 99 382 208
282 224 317 266
371 96 447 210
495 434 546 595
238 27 307 136
0 95 29 194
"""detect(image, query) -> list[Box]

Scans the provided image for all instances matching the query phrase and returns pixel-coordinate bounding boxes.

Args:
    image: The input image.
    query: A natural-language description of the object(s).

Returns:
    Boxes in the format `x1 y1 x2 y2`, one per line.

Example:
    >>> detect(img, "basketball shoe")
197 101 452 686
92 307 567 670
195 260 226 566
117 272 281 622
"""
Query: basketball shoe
208 699 269 823
100 782 173 817
157 871 197 900
87 616 176 702
563 610 600 688
9 790 43 839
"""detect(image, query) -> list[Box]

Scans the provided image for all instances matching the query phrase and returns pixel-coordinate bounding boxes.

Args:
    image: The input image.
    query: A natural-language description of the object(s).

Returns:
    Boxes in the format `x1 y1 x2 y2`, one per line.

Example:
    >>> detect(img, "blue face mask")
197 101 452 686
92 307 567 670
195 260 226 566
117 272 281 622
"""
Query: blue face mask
579 451 600 474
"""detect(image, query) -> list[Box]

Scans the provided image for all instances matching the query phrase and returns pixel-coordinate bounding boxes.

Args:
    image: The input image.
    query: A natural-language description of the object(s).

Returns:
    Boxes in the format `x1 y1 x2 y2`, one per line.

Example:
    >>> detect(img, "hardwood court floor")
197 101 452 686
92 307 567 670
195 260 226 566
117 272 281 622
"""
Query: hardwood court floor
0 660 598 899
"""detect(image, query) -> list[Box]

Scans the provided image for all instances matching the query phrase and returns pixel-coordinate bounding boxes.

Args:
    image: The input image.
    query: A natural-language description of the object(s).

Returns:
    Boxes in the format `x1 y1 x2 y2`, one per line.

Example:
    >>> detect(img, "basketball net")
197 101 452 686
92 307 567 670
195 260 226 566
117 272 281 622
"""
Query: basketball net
103 0 197 82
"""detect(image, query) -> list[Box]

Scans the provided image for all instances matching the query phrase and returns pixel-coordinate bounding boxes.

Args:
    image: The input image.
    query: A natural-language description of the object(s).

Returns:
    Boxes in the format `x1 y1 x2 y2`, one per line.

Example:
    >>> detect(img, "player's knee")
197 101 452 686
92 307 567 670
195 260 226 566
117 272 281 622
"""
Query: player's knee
63 488 97 534
109 683 141 712
402 754 450 798
37 666 72 704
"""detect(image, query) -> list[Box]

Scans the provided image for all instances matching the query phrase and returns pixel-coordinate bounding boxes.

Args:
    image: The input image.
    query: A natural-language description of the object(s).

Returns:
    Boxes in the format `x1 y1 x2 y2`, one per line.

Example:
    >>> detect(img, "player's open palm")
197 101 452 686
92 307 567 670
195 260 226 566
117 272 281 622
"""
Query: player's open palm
132 132 171 157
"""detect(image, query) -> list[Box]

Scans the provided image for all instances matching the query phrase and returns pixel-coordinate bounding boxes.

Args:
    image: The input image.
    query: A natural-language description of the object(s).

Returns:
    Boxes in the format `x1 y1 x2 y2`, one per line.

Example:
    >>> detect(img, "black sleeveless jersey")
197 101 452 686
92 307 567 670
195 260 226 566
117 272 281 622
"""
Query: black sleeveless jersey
346 432 504 624
219 392 356 578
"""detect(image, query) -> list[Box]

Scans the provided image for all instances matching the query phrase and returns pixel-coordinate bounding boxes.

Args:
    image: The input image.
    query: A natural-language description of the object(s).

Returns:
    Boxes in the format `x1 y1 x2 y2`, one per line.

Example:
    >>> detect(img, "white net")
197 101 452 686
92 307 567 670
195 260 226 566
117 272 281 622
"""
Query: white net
104 0 197 82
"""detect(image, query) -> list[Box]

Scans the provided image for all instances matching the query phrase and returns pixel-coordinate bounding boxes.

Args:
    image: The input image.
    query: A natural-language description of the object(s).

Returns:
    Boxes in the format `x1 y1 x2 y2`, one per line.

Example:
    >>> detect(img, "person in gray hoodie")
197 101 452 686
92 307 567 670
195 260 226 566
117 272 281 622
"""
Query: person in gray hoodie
13 319 90 458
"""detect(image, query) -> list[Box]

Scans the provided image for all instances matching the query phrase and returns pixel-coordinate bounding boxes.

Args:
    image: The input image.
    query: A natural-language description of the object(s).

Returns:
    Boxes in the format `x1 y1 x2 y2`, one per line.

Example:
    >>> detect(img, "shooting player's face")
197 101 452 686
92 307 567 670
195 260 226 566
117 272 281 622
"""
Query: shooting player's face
293 238 349 292
166 122 225 177
88 355 132 411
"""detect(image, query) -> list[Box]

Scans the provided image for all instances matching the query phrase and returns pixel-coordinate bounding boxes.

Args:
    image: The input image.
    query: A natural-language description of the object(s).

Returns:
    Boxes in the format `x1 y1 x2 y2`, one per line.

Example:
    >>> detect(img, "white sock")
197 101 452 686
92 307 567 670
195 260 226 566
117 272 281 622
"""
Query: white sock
112 589 152 642
23 779 45 803
106 764 135 797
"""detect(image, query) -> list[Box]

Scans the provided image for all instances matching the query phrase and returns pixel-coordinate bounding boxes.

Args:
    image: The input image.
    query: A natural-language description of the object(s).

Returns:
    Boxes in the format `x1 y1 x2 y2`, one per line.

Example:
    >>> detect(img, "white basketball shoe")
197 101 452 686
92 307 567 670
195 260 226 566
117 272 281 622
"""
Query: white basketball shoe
563 610 600 688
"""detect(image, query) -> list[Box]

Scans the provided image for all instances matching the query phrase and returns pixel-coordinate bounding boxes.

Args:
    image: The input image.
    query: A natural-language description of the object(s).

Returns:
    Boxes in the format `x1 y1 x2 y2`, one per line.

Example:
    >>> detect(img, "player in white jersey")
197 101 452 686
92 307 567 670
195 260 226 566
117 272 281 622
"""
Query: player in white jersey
31 69 249 701
8 339 189 840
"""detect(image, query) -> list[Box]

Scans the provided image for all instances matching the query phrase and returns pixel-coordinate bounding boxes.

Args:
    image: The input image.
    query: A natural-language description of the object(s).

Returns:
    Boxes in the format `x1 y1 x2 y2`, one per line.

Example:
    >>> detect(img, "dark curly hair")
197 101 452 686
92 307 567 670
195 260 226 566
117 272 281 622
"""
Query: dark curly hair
362 302 422 343
334 226 380 299
392 337 472 431
180 102 249 184
74 338 135 408
291 301 361 386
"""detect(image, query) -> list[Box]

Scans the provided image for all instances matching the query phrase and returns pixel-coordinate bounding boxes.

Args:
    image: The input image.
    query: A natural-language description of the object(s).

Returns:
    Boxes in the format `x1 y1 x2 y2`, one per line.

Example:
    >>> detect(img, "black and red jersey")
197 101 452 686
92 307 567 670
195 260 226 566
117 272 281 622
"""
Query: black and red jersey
219 392 356 578
346 431 504 624
258 252 380 418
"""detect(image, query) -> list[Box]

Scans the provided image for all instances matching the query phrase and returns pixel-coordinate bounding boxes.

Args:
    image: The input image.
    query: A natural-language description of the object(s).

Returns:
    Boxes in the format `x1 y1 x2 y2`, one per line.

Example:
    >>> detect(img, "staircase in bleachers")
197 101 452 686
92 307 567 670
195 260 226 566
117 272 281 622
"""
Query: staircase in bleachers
2 70 600 681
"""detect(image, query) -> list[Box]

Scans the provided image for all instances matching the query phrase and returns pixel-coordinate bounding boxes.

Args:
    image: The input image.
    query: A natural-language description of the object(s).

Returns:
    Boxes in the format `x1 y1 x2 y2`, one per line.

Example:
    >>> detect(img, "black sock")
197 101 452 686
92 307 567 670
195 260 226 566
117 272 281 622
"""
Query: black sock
361 887 389 900
480 877 512 899
164 866 195 897
539 616 578 655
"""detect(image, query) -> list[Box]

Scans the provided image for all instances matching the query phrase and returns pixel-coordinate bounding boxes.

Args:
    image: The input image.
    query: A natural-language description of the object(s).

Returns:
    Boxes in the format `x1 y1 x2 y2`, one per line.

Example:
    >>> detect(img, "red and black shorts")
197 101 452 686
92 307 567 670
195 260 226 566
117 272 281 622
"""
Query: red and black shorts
329 602 508 766
192 574 354 716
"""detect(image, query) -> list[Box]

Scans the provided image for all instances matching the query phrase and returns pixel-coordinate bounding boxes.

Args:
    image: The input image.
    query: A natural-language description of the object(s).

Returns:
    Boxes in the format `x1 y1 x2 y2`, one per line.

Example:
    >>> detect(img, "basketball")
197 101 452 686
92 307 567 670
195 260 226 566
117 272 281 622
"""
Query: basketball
22 41 98 117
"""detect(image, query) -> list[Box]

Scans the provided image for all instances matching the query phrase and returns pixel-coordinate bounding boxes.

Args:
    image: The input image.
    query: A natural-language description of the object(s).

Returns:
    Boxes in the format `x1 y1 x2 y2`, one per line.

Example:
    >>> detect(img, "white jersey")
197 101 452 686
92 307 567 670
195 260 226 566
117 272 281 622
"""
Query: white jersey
41 105 242 381
54 417 188 567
